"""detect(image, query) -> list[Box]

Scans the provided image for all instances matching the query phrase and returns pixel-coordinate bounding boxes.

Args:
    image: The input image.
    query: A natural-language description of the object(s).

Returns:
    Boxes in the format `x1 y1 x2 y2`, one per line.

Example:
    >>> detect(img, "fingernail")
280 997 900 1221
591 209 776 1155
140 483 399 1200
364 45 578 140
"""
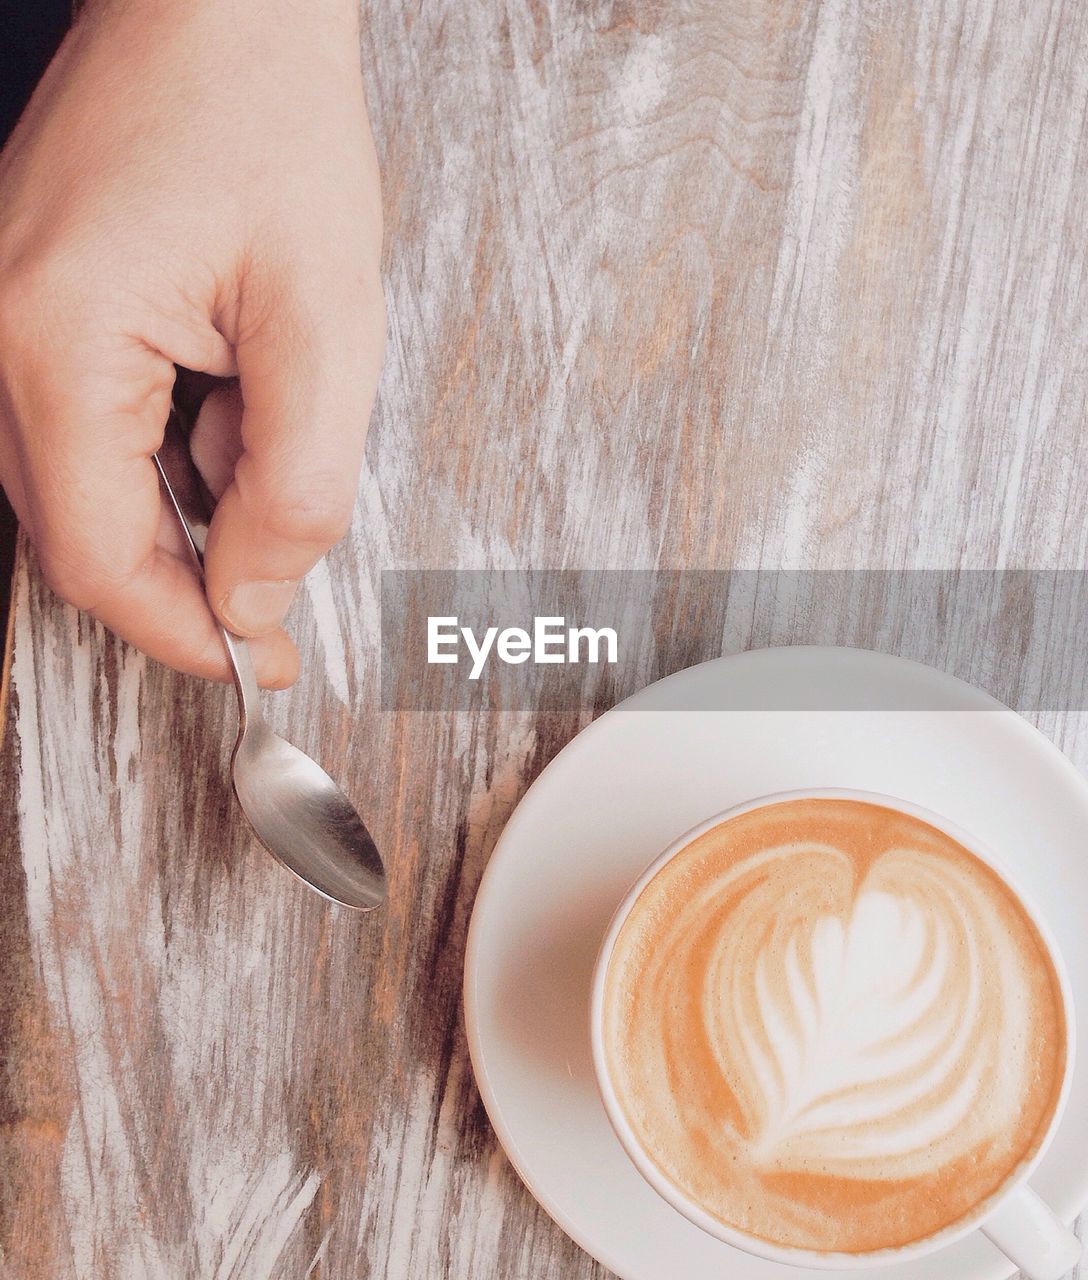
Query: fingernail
221 579 298 635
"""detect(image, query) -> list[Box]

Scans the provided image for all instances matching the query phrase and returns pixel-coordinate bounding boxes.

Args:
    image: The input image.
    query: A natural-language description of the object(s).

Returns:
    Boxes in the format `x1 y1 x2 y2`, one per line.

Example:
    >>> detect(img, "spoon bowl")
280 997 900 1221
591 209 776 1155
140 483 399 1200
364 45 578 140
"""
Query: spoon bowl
232 722 385 909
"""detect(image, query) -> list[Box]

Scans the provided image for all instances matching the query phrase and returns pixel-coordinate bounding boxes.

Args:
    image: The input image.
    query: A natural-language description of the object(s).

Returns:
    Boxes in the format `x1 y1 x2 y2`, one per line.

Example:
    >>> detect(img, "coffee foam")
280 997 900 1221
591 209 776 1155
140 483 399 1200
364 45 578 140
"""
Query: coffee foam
602 798 1067 1254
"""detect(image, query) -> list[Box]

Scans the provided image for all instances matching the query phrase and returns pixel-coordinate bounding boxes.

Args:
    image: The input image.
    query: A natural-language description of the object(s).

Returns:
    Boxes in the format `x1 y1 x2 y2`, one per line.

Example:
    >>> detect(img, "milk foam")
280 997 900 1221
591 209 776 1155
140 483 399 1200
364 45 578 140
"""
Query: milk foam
603 799 1066 1254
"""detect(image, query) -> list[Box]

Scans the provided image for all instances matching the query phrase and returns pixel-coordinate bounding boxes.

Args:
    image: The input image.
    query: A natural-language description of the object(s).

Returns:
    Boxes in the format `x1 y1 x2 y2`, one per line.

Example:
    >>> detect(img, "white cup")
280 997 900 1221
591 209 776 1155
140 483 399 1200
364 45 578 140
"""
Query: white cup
590 788 1081 1280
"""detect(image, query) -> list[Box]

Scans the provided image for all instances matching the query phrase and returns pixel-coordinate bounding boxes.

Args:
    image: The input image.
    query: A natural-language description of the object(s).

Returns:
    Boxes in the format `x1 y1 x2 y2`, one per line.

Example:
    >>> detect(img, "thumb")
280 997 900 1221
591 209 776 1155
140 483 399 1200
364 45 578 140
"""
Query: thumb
203 271 384 637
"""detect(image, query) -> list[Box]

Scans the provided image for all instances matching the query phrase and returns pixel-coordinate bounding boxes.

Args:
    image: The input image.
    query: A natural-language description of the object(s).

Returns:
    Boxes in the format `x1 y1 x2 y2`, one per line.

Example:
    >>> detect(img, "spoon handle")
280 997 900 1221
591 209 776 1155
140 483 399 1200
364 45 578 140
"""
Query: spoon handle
153 407 262 731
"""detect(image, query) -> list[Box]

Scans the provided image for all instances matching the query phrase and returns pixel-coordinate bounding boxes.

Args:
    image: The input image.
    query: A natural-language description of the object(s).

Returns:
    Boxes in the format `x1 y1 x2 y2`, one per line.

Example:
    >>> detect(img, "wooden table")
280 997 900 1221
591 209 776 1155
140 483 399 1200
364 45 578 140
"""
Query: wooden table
3 1 1088 1275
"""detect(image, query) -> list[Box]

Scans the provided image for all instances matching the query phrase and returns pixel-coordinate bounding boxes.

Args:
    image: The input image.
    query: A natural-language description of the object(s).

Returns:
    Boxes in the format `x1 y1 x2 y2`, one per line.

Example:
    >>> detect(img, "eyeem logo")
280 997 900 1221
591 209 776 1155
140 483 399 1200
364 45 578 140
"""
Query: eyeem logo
427 616 619 680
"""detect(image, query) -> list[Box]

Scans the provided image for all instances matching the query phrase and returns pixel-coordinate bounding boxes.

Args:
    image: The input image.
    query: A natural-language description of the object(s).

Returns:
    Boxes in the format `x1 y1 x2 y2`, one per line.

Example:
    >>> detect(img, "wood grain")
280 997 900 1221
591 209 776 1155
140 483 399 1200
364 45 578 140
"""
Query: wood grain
3 0 1088 1275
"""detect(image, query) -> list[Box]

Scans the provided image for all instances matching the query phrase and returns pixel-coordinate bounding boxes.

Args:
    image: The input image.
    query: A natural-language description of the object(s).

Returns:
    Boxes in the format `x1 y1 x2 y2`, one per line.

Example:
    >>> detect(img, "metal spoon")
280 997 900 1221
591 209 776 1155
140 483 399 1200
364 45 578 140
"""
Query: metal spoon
153 407 386 911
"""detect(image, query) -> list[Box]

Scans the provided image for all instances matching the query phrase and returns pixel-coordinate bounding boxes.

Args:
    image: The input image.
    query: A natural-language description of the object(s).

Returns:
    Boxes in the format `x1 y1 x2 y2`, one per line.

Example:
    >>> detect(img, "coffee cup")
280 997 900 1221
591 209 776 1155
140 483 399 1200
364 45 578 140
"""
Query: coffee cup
590 789 1080 1279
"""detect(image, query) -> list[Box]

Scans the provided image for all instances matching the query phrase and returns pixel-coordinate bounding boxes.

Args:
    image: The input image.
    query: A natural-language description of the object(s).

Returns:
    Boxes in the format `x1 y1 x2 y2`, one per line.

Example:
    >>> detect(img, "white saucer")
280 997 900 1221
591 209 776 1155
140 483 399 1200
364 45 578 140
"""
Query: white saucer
463 647 1088 1280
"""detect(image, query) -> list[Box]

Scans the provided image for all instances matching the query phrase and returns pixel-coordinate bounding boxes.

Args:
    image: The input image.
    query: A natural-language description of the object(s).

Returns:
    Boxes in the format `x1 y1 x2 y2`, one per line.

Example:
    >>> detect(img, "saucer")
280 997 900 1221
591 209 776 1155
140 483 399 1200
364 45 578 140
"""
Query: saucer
463 647 1088 1280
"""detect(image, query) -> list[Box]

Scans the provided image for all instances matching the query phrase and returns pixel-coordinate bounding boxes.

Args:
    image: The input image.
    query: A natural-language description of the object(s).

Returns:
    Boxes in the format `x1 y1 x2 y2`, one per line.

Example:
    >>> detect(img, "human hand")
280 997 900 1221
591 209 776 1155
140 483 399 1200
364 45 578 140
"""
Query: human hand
0 0 384 687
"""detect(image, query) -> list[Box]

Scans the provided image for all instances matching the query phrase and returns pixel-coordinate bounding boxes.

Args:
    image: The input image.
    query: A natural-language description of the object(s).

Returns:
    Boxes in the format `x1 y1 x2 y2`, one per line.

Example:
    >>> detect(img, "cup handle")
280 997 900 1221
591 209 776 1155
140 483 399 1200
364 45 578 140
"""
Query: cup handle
981 1185 1081 1280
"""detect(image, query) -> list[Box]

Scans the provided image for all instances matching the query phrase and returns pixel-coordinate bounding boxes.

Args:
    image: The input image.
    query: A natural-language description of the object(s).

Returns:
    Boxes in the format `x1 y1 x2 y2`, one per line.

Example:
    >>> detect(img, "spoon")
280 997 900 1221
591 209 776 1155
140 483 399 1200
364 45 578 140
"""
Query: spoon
153 407 386 911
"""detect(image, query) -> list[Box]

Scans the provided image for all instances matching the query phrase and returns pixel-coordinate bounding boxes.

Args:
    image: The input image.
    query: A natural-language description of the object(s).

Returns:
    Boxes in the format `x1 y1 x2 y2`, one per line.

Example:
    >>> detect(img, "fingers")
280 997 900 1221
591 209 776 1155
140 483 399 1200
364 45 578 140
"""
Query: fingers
89 543 300 688
0 320 298 687
202 261 385 637
190 382 245 502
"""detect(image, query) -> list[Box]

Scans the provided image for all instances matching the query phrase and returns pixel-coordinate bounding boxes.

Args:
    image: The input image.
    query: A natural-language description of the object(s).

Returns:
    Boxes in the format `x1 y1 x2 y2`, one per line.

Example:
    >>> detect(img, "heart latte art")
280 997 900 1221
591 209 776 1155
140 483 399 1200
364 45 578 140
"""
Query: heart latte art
602 798 1067 1253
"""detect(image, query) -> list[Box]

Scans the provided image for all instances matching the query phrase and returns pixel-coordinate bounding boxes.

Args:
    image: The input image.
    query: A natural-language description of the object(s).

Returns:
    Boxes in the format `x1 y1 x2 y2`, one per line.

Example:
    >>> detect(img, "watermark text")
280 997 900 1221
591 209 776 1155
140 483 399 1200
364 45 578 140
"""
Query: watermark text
427 615 619 680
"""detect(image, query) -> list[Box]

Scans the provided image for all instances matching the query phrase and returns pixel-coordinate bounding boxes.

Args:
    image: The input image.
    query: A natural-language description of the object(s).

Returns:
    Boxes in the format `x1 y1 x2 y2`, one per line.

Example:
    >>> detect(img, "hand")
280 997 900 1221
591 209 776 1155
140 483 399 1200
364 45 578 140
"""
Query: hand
0 0 384 687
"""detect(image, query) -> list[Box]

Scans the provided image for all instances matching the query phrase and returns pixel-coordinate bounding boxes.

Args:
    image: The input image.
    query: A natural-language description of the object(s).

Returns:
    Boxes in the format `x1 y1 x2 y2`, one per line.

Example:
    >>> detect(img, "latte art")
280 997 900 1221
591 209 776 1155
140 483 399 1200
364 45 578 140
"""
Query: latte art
718 850 1027 1174
602 799 1067 1254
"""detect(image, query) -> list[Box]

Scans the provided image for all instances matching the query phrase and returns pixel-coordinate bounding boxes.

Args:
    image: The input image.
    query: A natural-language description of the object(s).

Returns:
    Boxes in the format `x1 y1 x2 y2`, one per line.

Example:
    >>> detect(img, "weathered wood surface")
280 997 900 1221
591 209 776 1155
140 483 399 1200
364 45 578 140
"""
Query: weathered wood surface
3 1 1088 1276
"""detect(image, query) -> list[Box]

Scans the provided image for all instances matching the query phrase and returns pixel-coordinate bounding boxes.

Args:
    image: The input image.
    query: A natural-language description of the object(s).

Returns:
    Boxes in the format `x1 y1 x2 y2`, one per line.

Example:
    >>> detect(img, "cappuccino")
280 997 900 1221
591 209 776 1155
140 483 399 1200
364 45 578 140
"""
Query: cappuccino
601 797 1067 1253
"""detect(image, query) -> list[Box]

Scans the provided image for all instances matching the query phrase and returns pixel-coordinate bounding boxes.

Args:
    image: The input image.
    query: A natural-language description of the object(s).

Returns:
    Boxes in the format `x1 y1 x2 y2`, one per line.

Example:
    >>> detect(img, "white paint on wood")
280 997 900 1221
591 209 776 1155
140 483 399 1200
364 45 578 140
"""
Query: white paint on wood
303 559 351 709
